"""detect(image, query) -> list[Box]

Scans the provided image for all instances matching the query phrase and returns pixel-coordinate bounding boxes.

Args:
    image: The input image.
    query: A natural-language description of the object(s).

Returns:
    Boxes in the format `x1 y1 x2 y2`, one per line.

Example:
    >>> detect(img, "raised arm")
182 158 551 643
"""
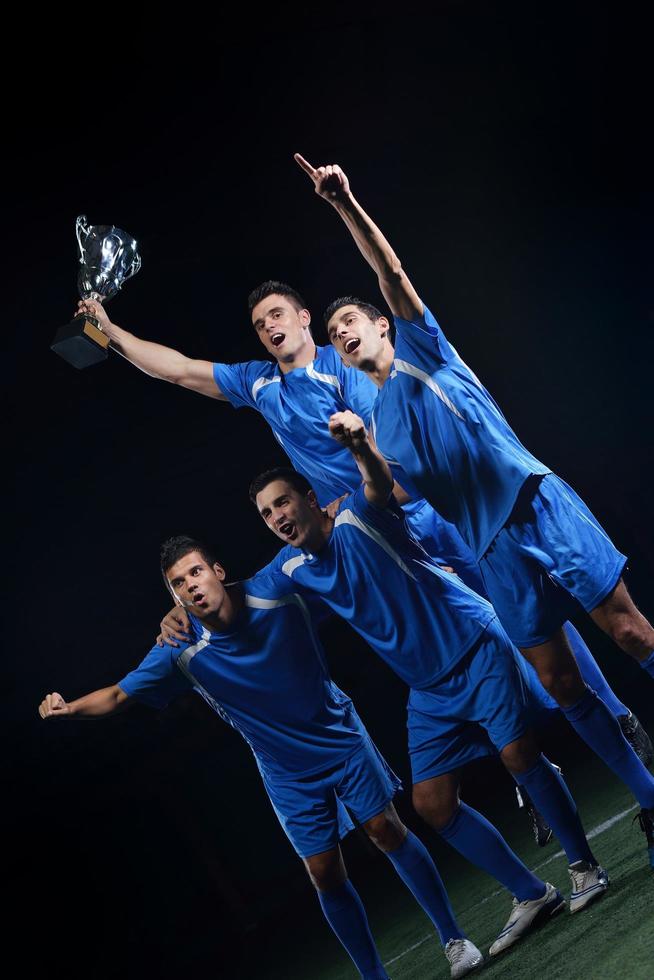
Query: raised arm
328 411 394 507
75 298 227 401
39 685 132 720
295 154 423 322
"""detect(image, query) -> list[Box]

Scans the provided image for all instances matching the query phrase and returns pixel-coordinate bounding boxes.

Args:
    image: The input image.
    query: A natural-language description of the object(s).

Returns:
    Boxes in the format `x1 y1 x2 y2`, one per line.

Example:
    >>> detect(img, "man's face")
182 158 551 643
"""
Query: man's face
166 550 227 619
256 479 322 549
326 304 388 370
251 294 313 363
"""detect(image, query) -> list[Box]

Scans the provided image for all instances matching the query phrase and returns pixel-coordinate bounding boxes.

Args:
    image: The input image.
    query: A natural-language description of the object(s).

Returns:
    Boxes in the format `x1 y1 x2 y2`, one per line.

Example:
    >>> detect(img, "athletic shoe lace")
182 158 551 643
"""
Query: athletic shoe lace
445 939 467 965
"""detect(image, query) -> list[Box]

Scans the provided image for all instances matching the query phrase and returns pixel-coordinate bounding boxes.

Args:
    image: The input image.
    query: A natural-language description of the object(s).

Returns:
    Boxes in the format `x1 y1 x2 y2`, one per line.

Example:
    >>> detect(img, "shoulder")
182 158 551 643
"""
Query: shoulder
213 358 277 383
249 550 301 586
314 345 339 368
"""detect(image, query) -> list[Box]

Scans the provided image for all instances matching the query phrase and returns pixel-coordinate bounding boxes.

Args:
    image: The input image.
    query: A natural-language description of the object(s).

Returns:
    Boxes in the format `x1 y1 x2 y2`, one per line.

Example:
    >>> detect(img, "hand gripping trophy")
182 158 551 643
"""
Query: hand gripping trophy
51 215 141 369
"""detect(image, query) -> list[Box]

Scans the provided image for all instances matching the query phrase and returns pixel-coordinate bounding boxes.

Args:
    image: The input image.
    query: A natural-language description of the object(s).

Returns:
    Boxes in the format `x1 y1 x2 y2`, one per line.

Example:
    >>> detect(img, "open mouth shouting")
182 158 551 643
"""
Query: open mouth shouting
192 591 209 609
270 332 286 348
344 337 361 355
277 520 298 541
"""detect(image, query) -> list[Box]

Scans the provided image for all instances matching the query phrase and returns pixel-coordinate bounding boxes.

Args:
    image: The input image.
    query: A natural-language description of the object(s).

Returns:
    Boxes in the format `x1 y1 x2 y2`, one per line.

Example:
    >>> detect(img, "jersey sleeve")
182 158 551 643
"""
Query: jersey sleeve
212 360 270 410
393 304 457 365
248 562 333 625
341 484 405 524
117 643 191 709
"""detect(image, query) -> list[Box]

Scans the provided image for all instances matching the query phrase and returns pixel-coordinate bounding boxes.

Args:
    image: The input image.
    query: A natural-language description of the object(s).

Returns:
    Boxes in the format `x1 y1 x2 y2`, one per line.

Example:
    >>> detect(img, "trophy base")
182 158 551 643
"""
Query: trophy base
51 315 110 369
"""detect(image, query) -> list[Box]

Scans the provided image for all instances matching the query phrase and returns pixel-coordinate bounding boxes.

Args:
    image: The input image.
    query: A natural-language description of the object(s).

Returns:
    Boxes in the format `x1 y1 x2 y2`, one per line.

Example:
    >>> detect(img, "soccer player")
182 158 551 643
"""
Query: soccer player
244 417 616 952
295 154 654 867
76 278 651 770
38 536 487 980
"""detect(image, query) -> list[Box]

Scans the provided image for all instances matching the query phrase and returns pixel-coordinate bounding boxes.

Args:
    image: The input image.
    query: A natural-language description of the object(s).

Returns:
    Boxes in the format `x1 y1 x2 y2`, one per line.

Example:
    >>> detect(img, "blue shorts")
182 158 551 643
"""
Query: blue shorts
478 474 627 648
261 735 402 859
408 619 530 783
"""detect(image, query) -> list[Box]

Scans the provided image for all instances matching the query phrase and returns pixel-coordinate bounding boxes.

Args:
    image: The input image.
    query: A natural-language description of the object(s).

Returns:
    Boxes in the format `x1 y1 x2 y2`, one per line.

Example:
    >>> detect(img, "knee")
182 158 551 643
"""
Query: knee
531 662 585 704
412 783 459 830
606 615 644 652
500 736 539 775
305 852 346 892
362 810 406 853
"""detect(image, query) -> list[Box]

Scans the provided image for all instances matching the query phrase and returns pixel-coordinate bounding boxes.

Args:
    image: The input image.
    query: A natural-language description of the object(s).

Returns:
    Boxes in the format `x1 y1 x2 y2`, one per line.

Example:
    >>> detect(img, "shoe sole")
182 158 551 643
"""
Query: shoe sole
489 892 565 956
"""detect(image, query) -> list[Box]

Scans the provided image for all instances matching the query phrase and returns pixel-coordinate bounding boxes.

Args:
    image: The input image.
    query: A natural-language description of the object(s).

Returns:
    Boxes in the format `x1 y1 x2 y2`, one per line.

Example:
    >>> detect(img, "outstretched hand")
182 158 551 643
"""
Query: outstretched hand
294 153 351 204
39 692 71 719
329 411 368 451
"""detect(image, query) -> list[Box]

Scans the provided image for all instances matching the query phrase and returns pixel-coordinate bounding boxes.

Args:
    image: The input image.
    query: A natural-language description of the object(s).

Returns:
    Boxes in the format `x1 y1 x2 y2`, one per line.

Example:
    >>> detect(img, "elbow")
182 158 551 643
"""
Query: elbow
381 263 405 289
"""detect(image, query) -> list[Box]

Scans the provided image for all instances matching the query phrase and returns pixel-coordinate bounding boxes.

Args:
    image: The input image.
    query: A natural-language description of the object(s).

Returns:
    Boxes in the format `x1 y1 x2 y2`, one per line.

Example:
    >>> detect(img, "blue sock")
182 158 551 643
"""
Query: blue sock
564 622 628 718
515 755 595 865
317 880 388 980
386 830 464 946
438 802 545 901
640 650 654 680
562 686 654 808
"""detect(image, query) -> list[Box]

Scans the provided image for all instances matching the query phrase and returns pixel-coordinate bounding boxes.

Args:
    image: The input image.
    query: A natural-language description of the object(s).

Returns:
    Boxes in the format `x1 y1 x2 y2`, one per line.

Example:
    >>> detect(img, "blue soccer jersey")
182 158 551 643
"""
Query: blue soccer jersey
118 571 364 779
266 486 496 688
213 346 378 506
371 304 550 560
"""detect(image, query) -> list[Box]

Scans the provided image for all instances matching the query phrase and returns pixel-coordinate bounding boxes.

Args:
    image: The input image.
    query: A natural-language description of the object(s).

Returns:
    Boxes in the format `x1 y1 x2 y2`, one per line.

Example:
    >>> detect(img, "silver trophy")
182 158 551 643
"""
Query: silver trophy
51 215 141 369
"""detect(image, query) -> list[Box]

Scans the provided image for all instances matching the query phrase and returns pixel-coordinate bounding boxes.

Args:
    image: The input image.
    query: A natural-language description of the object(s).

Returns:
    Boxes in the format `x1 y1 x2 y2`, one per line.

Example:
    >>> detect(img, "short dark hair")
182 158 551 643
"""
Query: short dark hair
248 467 314 505
160 535 221 576
323 296 384 329
248 281 307 315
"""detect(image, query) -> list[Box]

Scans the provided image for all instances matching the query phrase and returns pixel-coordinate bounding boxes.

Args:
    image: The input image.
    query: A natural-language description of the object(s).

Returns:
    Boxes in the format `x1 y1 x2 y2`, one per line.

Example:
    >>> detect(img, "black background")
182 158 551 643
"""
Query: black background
6 4 653 976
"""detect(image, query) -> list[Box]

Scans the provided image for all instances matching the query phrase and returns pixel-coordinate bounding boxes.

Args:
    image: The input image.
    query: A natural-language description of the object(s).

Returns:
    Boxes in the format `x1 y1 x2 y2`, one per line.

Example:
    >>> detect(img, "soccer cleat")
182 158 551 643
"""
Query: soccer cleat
444 938 484 978
568 861 610 912
489 882 565 956
618 712 653 767
634 808 654 869
515 784 554 847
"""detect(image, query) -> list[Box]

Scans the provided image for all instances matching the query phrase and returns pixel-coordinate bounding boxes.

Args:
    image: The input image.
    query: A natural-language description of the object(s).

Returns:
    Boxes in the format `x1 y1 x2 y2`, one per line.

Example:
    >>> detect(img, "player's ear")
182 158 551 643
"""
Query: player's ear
377 316 390 339
306 489 319 509
212 562 226 582
300 308 311 329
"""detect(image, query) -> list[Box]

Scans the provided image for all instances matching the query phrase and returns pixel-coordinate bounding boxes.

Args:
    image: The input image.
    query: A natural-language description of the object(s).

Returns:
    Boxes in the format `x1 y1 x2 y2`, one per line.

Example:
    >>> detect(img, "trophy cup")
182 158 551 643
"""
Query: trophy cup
51 215 142 369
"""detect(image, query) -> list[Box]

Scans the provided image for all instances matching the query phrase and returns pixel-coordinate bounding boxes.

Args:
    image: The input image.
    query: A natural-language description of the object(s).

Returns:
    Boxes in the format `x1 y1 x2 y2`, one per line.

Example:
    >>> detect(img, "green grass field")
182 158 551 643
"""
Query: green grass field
262 748 654 980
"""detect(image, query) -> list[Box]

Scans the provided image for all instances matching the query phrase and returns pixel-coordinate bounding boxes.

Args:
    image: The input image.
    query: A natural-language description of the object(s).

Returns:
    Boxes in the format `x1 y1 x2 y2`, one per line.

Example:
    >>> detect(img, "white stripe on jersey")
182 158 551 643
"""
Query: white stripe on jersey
281 510 417 584
334 509 418 581
245 591 331 675
281 554 309 577
176 628 236 727
252 375 281 401
306 361 342 395
393 358 464 419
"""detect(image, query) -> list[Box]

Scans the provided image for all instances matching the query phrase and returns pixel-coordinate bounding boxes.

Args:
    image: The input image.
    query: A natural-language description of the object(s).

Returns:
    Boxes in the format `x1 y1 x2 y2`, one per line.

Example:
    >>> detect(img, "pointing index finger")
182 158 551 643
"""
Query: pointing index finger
294 153 318 178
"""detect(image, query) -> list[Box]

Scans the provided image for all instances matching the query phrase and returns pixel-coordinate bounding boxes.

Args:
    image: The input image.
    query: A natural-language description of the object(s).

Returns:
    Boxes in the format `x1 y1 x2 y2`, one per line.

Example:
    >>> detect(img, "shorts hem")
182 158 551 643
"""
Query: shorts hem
295 834 344 859
580 555 627 613
350 792 401 830
510 611 571 649
493 724 528 754
410 745 496 784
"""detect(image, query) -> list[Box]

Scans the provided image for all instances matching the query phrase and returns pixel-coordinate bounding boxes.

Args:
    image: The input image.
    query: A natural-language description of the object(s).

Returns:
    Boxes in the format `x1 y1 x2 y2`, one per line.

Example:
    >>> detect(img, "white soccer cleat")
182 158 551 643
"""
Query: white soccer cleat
444 938 484 978
489 882 565 956
568 861 609 913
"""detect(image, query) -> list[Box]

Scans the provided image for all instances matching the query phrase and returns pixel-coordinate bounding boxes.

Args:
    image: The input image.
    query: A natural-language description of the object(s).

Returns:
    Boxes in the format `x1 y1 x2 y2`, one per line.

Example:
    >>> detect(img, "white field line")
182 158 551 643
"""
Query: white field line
383 804 639 968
